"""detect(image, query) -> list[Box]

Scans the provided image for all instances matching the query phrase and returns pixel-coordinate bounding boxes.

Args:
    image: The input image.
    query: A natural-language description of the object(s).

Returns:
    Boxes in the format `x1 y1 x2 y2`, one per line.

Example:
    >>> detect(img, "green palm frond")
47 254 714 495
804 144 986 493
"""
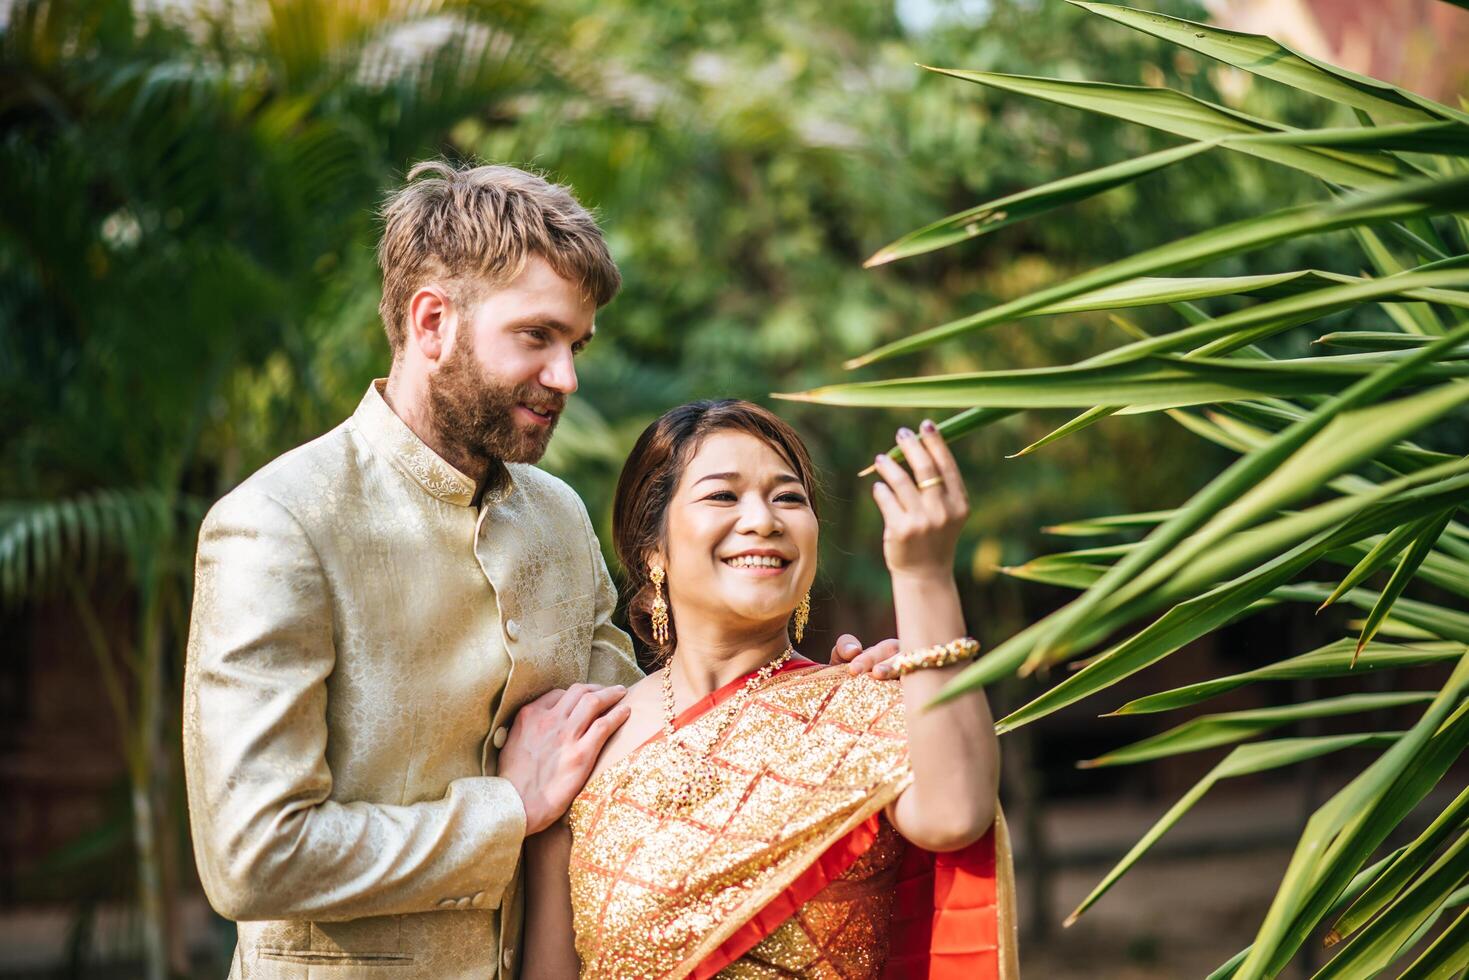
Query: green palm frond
0 492 205 607
798 4 1469 974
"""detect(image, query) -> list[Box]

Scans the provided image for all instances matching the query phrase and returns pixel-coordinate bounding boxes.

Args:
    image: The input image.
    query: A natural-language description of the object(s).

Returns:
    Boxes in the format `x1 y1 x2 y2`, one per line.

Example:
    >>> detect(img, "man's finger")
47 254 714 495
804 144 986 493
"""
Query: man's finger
866 638 901 663
581 703 631 750
849 639 901 675
567 684 627 736
555 682 601 716
830 633 864 663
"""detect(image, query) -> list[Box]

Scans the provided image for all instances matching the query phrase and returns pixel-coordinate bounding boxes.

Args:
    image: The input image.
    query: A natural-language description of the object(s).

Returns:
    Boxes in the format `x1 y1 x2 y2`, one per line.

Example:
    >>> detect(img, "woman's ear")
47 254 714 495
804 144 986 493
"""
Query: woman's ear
643 548 667 574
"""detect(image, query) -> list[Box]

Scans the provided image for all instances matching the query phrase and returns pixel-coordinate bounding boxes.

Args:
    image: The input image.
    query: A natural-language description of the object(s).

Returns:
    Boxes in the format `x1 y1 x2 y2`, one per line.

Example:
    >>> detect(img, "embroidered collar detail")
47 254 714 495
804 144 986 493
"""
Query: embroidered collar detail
353 380 514 508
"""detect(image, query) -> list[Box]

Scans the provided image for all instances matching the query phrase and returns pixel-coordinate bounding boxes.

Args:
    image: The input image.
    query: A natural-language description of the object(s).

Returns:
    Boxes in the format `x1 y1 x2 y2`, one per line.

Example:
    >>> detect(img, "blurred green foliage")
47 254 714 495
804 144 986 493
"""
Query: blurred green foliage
0 0 1362 971
0 0 1343 614
468 0 1344 615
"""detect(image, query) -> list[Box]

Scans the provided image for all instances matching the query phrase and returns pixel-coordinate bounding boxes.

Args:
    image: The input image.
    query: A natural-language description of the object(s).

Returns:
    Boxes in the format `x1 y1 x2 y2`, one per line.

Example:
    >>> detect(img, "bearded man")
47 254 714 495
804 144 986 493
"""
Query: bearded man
182 161 894 980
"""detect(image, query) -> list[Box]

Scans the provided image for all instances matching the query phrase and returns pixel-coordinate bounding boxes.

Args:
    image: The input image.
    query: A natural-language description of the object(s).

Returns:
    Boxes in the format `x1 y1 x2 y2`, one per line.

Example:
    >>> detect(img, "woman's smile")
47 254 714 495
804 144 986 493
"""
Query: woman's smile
721 549 793 576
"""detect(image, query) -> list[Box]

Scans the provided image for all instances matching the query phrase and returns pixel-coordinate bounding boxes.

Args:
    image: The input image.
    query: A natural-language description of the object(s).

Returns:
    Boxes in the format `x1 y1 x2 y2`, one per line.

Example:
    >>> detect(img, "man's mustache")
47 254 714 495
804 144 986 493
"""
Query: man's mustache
505 387 566 417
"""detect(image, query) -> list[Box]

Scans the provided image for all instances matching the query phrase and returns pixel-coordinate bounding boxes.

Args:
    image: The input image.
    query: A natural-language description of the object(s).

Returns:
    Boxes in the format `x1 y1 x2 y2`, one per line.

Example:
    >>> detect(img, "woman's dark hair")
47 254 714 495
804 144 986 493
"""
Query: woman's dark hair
612 400 820 660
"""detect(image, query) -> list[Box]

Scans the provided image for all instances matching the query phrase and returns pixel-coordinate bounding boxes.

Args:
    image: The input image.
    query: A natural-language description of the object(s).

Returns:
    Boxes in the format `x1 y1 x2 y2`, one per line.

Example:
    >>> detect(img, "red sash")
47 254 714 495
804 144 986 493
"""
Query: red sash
661 659 1004 980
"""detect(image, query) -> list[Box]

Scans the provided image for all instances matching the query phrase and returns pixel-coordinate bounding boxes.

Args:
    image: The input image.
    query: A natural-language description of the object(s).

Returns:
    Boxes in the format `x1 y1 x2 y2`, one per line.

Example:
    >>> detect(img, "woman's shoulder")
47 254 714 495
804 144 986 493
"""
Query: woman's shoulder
625 668 663 701
584 675 664 784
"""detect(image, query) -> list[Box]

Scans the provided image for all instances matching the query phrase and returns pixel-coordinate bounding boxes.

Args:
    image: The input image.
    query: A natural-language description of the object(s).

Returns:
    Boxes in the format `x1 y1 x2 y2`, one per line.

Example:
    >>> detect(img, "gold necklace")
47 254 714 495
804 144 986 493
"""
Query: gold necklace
656 646 795 811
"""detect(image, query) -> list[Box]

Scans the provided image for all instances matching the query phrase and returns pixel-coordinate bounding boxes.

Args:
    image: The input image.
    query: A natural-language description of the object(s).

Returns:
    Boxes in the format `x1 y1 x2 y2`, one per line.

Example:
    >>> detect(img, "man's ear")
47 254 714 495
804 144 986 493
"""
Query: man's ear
406 285 453 363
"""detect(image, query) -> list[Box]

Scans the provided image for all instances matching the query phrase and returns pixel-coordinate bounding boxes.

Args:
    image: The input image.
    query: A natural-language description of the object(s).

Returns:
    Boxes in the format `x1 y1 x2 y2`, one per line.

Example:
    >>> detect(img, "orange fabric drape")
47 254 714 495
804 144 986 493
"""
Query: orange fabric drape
670 659 1007 980
883 830 1003 979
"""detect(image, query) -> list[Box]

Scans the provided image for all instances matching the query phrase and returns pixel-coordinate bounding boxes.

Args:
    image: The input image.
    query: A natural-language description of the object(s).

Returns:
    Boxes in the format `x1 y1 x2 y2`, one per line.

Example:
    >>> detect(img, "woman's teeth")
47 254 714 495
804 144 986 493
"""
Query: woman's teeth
724 556 788 568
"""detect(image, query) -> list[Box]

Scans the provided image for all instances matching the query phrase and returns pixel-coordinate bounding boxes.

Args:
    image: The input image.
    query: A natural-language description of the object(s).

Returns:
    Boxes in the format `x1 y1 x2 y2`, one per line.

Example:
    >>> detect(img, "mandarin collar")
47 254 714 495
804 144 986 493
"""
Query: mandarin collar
353 380 514 508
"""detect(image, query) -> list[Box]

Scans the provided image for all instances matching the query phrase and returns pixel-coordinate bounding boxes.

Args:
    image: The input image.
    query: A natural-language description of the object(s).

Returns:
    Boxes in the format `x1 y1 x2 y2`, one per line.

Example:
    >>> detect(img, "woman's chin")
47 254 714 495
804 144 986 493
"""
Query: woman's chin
715 603 800 637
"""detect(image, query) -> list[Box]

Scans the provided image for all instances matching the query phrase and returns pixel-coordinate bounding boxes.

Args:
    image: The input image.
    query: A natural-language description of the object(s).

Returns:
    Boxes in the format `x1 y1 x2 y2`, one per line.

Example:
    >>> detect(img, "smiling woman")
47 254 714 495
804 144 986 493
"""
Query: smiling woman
611 400 821 664
517 399 1018 980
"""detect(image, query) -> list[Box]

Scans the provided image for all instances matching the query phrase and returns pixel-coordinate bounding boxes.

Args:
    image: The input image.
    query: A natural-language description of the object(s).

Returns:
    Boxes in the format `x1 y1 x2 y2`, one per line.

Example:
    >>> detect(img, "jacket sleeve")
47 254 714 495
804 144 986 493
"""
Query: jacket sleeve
576 500 643 688
181 490 526 922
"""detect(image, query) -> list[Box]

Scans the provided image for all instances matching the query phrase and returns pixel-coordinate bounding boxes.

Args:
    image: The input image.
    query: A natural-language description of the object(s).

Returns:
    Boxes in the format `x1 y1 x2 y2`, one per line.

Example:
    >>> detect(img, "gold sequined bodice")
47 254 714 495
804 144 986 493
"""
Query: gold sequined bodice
567 665 917 980
718 817 904 978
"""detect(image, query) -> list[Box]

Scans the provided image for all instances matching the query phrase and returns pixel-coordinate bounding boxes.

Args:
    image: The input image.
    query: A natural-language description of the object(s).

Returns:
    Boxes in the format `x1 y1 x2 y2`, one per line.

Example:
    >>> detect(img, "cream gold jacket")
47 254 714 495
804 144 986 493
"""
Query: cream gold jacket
183 381 641 979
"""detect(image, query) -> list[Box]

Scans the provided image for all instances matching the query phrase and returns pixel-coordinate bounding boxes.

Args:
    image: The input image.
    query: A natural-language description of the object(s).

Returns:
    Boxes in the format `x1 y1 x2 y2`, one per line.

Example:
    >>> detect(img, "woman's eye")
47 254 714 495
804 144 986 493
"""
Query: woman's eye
701 490 805 504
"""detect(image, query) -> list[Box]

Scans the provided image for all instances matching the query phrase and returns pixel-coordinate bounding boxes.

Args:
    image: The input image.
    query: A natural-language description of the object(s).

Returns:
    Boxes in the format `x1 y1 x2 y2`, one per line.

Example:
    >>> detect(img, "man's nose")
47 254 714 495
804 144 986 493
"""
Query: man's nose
541 350 578 395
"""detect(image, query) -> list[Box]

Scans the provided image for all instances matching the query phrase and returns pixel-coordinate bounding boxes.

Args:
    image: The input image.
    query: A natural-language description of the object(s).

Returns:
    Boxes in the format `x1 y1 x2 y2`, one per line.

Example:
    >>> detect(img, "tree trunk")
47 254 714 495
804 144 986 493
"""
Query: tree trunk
131 580 183 979
130 758 168 980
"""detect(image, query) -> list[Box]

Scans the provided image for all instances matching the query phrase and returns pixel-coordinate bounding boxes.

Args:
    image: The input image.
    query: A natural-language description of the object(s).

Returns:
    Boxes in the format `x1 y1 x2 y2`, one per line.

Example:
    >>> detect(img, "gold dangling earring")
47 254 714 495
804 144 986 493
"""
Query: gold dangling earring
649 562 670 645
793 591 810 644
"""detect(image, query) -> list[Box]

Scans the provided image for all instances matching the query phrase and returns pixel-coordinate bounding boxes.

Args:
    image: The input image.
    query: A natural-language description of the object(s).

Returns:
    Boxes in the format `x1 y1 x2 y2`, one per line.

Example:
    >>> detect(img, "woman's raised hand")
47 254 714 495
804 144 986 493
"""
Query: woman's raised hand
870 420 969 579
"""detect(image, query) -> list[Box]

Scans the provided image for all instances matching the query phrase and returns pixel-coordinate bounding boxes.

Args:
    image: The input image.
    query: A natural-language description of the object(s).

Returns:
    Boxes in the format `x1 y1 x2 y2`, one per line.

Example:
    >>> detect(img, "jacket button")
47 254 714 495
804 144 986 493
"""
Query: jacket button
505 618 521 641
502 947 515 969
492 726 508 749
471 891 486 907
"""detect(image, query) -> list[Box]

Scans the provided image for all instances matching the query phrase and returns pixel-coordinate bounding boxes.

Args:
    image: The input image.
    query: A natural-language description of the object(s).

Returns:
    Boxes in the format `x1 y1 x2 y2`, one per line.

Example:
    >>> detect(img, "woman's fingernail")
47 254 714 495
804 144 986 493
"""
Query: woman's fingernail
921 419 936 434
897 427 914 440
875 454 886 465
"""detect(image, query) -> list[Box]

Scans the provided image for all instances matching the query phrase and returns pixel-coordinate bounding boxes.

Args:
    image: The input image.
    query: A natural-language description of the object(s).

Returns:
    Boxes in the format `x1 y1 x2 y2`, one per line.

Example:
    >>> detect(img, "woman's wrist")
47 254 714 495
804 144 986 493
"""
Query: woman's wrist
883 636 980 677
888 565 956 588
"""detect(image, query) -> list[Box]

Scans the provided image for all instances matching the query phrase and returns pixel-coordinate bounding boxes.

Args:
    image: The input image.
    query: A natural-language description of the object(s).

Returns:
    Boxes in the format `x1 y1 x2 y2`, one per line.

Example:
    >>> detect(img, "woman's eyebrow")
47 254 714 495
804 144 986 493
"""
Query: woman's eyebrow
692 471 801 486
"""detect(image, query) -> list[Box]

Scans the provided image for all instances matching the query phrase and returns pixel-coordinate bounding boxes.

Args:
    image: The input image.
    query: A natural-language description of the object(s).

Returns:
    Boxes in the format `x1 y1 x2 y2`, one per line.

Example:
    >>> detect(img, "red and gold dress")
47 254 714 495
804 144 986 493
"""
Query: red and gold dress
567 659 1019 979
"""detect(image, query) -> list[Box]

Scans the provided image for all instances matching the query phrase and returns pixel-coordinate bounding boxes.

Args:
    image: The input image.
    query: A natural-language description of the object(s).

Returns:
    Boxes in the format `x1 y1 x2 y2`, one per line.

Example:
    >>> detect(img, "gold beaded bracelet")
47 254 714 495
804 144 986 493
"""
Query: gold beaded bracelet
887 636 981 677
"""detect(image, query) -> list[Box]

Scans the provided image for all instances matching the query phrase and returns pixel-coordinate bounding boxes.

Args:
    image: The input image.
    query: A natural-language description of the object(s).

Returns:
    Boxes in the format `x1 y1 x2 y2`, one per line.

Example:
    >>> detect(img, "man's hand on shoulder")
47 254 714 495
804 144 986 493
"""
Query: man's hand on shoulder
499 684 630 834
829 634 903 678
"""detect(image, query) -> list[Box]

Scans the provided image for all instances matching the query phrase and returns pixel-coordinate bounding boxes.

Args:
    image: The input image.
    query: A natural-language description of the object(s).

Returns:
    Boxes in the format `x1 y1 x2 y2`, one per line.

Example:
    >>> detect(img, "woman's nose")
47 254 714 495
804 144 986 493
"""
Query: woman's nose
735 499 781 535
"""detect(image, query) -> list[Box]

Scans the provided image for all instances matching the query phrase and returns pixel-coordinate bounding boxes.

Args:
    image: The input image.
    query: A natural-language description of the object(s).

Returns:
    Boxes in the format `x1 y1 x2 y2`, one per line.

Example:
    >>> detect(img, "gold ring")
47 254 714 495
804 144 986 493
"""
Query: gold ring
917 476 944 490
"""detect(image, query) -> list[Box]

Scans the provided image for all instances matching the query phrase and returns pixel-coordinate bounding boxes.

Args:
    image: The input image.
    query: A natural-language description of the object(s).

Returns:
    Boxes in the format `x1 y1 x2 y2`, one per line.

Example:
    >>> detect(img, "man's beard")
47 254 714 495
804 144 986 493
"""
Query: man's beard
426 339 564 470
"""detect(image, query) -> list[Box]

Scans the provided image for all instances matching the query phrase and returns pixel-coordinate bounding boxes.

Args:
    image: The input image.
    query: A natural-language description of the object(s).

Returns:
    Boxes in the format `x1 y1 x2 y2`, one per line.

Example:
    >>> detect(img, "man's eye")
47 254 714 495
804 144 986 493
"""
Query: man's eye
524 328 548 344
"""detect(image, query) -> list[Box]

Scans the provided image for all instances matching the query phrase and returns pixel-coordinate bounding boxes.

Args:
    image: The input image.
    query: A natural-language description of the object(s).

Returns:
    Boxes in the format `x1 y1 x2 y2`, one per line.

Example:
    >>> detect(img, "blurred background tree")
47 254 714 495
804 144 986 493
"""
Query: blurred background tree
2 0 1461 976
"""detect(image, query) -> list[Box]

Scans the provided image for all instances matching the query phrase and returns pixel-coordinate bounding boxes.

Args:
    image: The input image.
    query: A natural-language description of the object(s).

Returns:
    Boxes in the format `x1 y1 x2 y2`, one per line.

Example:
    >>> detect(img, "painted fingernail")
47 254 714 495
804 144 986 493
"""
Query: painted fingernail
897 427 914 440
875 454 886 465
921 419 937 434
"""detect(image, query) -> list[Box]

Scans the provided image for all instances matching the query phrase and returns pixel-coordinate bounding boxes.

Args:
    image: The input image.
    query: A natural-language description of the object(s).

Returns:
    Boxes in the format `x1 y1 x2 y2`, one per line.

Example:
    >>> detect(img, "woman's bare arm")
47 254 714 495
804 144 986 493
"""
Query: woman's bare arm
871 422 999 852
520 818 580 980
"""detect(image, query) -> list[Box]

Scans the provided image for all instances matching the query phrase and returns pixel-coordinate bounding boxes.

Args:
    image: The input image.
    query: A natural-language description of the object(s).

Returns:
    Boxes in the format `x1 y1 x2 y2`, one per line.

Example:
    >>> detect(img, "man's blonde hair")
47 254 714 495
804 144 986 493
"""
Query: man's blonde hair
376 160 620 355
